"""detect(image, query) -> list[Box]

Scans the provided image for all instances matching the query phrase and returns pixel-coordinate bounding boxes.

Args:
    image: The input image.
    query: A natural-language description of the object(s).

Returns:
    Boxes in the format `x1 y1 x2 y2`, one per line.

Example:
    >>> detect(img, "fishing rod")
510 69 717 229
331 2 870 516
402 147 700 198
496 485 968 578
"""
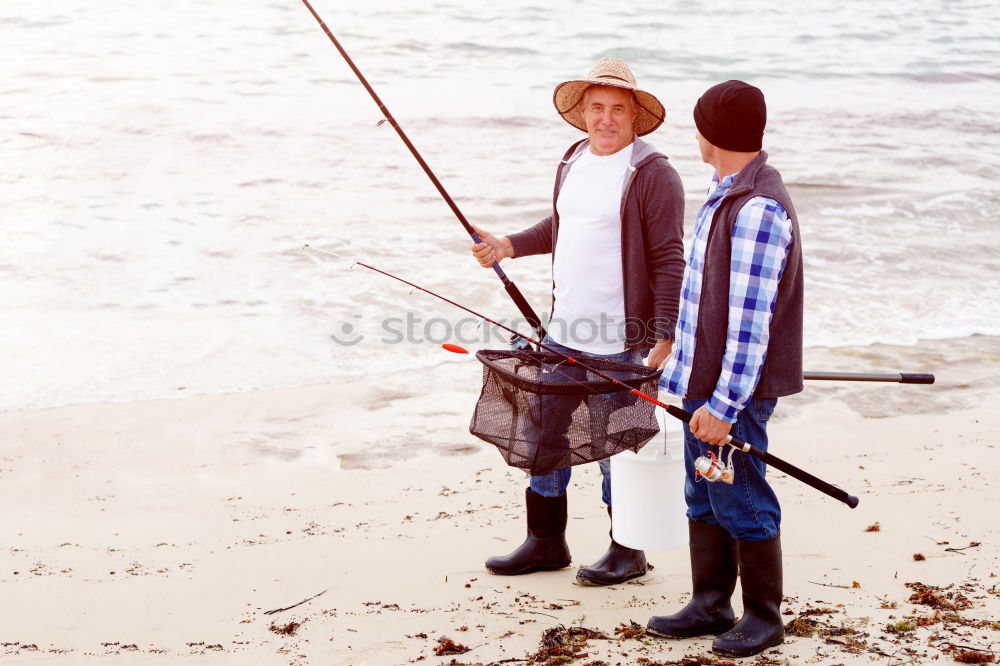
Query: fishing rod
299 0 546 340
804 371 934 384
354 259 859 509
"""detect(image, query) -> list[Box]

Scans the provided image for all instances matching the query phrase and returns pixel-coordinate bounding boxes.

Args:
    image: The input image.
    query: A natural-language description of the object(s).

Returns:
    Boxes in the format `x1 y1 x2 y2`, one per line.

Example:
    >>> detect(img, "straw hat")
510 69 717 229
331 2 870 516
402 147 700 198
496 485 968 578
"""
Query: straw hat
553 58 666 136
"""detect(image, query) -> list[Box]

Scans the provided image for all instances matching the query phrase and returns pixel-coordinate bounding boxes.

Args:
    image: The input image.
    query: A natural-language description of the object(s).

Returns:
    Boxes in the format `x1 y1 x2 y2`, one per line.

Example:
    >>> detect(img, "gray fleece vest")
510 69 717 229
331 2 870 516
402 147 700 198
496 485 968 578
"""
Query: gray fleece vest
686 151 804 401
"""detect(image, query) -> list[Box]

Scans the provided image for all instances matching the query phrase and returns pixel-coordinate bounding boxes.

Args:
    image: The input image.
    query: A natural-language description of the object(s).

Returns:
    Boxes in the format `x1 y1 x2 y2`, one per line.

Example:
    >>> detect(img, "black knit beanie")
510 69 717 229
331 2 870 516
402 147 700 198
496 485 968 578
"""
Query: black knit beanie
693 80 766 152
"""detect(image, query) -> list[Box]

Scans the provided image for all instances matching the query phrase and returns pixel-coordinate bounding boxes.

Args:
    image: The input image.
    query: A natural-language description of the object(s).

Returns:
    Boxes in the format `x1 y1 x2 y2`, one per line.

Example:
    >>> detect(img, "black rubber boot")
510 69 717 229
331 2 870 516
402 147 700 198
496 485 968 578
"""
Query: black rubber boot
647 520 738 638
485 488 571 575
576 506 647 586
712 534 784 658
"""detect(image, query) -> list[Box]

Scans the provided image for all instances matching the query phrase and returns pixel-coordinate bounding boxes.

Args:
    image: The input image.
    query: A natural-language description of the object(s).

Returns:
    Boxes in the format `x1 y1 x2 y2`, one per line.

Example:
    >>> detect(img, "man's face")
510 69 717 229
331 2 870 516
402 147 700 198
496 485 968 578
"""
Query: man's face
580 86 638 156
695 130 714 165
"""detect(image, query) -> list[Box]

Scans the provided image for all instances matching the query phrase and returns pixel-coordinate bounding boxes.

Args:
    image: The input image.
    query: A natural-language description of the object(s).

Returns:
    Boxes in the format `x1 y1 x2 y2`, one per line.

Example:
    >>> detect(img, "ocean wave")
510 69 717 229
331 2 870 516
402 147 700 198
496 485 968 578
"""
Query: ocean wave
445 41 539 56
902 71 1000 84
805 327 1000 350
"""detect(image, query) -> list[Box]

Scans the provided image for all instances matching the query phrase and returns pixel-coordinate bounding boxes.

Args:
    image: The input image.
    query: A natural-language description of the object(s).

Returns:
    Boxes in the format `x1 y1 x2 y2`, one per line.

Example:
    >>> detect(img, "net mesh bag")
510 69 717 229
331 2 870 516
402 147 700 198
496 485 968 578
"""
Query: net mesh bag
470 349 662 476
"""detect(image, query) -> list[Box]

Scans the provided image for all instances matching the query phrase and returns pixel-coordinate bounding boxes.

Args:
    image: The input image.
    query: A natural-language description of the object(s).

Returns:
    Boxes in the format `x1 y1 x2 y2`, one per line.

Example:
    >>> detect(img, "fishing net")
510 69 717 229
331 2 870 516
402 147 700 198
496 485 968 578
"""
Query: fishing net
470 349 662 476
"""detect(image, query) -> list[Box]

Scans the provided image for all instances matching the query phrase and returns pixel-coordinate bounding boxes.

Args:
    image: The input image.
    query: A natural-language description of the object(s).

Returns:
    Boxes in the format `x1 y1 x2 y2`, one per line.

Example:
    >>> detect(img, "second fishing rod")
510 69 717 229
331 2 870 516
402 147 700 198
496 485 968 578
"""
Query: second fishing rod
355 259 860 509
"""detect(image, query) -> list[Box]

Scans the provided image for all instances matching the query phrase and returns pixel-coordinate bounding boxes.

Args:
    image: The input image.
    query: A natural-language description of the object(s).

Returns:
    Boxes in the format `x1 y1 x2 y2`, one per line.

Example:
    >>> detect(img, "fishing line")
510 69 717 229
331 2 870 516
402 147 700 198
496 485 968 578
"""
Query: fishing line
301 244 356 265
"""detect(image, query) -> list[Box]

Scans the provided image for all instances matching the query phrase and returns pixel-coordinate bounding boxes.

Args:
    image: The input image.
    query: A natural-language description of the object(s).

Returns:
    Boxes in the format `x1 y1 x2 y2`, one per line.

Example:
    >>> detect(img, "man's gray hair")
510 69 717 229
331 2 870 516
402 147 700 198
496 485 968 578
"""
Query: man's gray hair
578 84 641 109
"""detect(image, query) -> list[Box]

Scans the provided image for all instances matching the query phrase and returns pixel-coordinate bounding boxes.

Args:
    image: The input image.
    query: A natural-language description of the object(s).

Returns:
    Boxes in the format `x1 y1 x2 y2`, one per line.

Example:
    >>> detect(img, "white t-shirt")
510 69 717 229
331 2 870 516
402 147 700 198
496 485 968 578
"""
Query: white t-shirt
549 143 633 354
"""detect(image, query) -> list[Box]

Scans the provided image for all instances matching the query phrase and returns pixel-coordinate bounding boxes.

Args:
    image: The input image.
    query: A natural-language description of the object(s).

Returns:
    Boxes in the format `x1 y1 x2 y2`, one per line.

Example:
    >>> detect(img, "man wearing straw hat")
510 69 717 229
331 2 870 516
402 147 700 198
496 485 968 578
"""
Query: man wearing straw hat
470 58 685 586
646 81 803 658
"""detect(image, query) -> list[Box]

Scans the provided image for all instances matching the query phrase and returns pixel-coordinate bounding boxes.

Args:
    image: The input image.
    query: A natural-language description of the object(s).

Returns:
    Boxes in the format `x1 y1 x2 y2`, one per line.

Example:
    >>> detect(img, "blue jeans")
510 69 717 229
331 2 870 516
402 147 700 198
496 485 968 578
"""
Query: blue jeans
528 337 644 506
682 397 780 542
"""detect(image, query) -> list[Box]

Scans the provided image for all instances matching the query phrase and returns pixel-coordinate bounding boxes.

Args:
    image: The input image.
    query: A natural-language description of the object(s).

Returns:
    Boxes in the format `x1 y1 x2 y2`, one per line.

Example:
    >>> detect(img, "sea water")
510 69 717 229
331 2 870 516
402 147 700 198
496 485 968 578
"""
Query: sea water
2 0 999 411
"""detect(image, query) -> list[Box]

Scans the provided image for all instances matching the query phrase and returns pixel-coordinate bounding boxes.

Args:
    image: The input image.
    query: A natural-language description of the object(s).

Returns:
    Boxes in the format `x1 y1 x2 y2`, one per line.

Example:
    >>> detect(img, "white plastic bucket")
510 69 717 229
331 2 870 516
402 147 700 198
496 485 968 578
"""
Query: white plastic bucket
610 400 687 551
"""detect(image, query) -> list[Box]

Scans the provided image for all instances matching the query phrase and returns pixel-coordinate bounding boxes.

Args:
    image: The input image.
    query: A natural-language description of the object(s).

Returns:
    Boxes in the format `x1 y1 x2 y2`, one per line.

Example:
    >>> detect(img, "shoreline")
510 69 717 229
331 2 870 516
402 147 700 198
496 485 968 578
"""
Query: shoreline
3 331 995 419
1 334 998 664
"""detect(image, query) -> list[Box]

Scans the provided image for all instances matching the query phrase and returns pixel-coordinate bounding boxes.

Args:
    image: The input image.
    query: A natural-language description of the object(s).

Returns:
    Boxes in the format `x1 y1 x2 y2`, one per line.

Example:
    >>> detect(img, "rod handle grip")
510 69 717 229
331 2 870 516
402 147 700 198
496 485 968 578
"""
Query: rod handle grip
900 373 935 384
846 495 860 509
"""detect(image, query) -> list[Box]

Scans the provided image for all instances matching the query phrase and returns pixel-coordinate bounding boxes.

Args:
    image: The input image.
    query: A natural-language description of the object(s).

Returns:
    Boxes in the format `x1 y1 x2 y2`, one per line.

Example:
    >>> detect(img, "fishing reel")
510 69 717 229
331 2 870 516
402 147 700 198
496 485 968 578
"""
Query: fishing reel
694 447 735 484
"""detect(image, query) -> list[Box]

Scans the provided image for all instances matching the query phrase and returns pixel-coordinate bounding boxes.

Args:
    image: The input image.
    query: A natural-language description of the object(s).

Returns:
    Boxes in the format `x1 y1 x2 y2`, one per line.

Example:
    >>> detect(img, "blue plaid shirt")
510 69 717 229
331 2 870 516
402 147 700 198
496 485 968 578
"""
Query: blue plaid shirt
660 171 793 423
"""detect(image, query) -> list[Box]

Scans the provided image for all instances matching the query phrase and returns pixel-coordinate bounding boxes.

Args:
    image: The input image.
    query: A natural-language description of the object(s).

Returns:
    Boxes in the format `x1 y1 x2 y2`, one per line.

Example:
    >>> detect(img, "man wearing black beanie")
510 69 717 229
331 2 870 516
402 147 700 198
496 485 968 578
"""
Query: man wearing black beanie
692 80 767 153
647 80 804 658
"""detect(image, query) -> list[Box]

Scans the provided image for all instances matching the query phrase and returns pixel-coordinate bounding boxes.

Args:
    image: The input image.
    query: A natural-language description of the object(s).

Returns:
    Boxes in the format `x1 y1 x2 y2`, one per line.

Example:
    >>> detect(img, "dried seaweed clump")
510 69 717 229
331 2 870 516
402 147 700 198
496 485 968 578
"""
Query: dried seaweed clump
268 621 300 636
782 609 868 654
885 620 916 634
614 620 648 640
905 582 974 611
953 650 996 664
784 616 819 637
526 625 608 665
783 607 838 638
433 636 470 656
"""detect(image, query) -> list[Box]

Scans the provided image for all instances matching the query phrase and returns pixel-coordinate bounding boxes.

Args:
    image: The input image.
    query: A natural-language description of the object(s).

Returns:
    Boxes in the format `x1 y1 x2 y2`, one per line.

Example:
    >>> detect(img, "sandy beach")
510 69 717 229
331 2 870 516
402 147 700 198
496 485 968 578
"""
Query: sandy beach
2 335 998 665
4 1 999 664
